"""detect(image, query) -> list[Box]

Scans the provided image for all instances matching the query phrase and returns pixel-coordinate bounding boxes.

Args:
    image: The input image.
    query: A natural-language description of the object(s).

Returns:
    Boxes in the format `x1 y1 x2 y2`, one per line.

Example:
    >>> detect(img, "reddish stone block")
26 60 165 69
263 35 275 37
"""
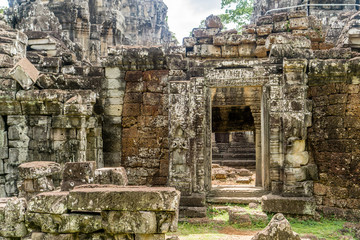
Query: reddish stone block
124 92 143 103
143 93 161 106
122 103 141 117
146 81 163 93
138 138 158 148
160 159 169 176
122 147 139 157
150 177 168 186
125 71 143 82
61 162 96 191
143 70 169 82
255 46 268 58
122 126 139 139
319 42 334 50
142 105 161 116
311 42 319 50
126 82 144 93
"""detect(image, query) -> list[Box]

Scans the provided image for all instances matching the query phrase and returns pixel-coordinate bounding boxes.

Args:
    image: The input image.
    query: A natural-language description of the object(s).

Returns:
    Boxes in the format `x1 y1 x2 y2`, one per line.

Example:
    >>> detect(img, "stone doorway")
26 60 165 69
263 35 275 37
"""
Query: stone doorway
211 105 257 186
207 86 269 203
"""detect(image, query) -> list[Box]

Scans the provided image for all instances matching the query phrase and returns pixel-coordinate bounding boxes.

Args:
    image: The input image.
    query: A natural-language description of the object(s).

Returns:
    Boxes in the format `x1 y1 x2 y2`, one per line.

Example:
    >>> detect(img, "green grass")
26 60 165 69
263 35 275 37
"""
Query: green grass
289 217 350 240
175 206 357 240
178 222 225 235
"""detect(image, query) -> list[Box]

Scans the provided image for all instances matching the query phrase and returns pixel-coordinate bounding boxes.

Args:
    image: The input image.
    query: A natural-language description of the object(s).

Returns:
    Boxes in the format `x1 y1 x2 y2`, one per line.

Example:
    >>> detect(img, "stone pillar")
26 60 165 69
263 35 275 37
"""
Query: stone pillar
102 67 125 167
251 107 262 187
168 80 193 194
282 59 313 197
0 116 8 197
255 127 262 187
77 116 87 162
6 116 29 197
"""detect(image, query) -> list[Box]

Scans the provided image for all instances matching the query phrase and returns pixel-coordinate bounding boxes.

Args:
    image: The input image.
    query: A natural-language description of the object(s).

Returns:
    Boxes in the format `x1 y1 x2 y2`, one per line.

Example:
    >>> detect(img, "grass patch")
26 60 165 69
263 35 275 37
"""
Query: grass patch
175 206 357 240
289 217 351 240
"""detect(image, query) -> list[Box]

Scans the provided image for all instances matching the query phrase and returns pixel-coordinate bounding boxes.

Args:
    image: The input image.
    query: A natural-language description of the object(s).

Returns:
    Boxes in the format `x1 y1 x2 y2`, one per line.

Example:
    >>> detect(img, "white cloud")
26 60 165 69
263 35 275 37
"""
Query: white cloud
0 0 7 7
163 0 224 43
0 0 226 44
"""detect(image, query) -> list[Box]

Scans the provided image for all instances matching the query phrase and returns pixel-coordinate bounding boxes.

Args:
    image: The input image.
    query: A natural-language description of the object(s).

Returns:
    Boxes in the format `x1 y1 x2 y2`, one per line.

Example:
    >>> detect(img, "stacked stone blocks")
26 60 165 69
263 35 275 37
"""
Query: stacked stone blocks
183 12 328 59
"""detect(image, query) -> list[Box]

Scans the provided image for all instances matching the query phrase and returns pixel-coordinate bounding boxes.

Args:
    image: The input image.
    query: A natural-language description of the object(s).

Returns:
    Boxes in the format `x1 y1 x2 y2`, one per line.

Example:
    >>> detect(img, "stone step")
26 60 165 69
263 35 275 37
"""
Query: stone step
227 148 256 154
230 142 255 147
212 160 256 167
212 153 256 160
208 186 268 198
207 197 262 204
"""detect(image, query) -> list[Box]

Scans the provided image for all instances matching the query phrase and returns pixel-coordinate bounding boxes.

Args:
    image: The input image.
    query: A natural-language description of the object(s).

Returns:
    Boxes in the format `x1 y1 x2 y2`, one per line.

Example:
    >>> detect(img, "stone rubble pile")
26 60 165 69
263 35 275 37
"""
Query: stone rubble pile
0 160 180 239
251 213 301 240
212 164 254 185
183 12 332 59
228 207 268 226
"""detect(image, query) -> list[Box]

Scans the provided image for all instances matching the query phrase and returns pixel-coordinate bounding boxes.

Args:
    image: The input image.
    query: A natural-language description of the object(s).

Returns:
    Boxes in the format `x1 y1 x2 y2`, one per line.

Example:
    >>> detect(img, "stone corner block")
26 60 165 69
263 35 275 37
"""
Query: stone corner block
94 167 128 186
261 194 315 216
18 161 61 180
9 58 39 90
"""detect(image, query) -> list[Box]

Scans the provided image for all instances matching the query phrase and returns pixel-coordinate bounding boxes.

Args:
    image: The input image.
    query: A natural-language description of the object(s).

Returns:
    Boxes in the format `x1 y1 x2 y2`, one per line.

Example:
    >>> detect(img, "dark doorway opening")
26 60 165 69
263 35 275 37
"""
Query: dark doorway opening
211 106 257 186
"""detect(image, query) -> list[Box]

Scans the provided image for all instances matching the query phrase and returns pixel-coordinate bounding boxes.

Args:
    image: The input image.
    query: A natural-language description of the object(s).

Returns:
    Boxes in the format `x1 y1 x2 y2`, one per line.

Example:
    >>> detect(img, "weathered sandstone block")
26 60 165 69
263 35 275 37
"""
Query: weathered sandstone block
18 161 61 180
94 167 128 186
205 15 223 29
229 208 268 226
28 192 69 214
26 212 103 234
9 58 39 90
61 162 96 191
68 186 180 212
102 211 177 234
262 194 315 215
251 213 300 240
0 197 27 238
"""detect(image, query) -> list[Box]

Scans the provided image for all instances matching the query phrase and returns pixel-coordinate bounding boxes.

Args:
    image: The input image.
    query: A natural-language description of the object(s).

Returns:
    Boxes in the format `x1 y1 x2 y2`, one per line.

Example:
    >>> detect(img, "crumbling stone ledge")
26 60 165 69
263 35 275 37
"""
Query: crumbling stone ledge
0 186 180 239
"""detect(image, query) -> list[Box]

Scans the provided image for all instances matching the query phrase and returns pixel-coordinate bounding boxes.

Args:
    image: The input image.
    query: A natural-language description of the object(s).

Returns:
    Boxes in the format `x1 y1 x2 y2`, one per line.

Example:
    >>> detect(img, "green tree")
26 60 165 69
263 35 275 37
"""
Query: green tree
220 0 254 30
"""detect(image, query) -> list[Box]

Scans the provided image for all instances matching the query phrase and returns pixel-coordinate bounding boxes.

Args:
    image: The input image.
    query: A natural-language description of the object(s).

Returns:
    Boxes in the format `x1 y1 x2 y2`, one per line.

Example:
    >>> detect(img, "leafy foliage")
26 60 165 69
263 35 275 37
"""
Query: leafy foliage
220 0 254 30
0 6 7 14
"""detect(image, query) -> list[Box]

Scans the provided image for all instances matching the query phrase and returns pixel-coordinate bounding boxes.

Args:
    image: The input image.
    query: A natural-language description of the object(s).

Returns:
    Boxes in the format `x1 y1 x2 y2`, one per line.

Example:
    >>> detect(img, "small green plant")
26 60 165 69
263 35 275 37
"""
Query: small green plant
0 6 6 14
286 20 291 32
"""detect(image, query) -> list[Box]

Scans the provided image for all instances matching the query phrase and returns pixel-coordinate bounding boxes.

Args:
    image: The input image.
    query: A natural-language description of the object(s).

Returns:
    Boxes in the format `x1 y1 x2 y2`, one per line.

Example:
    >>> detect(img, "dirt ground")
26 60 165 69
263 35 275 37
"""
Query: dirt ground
169 226 258 240
177 234 254 240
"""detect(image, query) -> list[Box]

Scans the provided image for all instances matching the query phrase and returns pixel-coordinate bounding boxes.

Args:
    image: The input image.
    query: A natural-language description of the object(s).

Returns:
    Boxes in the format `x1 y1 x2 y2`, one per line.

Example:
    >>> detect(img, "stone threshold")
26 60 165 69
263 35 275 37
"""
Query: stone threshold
207 185 269 204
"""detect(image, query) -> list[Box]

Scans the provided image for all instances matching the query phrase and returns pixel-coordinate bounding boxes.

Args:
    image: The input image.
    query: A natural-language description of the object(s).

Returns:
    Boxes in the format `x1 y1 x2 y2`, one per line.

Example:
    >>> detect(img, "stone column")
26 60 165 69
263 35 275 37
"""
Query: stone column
251 107 262 187
168 80 193 194
102 67 125 167
7 116 29 197
0 116 8 197
255 127 262 187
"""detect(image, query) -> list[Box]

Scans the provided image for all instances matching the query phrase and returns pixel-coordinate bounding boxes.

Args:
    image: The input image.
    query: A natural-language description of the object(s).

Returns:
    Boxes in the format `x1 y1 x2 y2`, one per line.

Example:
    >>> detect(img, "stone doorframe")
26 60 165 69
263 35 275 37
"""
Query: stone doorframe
204 67 271 191
210 87 262 186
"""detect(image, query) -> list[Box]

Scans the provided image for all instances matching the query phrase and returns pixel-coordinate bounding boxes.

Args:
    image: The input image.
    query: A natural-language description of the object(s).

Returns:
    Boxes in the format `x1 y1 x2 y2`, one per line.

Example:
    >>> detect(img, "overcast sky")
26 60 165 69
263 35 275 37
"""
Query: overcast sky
0 0 225 43
162 0 224 42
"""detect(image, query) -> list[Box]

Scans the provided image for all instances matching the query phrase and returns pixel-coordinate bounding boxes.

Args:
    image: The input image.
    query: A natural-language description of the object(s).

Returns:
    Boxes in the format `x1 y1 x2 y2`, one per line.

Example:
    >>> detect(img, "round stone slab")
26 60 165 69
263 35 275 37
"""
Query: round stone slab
68 185 180 212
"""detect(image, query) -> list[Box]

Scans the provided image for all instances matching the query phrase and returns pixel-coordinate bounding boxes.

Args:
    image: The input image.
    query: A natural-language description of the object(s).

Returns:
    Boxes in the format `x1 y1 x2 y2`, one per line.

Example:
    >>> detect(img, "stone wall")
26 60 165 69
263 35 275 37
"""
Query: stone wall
121 70 169 186
0 25 102 197
0 161 179 239
7 0 172 63
252 0 358 44
183 10 328 59
308 58 360 220
0 186 179 239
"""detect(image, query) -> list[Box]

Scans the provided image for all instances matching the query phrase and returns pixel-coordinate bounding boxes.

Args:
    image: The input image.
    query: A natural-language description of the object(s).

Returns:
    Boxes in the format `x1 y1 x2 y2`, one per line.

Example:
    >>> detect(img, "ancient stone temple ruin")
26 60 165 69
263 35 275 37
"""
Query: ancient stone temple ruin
1 0 360 238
